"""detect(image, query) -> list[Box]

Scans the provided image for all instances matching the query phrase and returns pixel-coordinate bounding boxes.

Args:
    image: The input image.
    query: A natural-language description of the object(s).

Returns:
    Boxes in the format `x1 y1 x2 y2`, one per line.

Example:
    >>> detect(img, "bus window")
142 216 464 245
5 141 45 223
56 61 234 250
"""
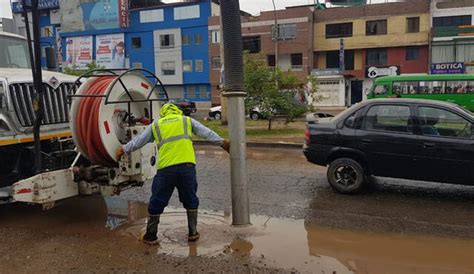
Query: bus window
446 81 468 94
394 81 419 94
466 82 474 94
373 84 388 95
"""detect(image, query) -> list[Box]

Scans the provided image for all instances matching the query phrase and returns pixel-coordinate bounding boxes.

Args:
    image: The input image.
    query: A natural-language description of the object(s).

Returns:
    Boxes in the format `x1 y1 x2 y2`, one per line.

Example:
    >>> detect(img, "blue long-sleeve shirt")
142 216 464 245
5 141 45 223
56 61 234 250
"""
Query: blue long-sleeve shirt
123 117 224 153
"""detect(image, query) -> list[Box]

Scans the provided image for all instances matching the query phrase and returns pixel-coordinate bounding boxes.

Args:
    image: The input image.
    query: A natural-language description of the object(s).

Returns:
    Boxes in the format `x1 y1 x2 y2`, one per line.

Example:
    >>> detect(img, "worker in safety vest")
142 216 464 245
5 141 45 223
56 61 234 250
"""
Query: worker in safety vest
116 103 230 245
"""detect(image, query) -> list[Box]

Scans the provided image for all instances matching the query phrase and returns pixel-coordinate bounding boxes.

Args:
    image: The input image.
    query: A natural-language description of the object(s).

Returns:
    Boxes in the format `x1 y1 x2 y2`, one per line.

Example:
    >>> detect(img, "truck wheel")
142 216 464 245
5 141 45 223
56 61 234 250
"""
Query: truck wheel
214 112 222 120
327 158 365 194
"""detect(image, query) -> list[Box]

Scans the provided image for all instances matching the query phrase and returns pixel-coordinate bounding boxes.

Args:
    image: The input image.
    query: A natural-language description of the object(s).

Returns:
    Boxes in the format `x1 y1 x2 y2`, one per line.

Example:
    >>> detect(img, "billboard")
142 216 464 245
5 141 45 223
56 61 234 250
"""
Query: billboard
431 62 465 74
11 0 59 13
60 0 129 33
365 65 400 78
64 36 93 69
96 33 126 69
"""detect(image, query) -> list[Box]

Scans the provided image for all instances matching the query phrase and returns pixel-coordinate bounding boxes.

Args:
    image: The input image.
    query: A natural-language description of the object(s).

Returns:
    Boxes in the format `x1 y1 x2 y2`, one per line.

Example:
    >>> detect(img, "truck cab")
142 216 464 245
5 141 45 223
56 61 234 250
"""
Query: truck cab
0 31 78 188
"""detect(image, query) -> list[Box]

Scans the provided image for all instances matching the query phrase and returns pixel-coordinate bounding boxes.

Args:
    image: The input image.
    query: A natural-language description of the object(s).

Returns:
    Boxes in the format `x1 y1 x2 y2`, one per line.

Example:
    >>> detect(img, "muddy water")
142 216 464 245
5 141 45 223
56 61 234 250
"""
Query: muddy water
106 197 474 274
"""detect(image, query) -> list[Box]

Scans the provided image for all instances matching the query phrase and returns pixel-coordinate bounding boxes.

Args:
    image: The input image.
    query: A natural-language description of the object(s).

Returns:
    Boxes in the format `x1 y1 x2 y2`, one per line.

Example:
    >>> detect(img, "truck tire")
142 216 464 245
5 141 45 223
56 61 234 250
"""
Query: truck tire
327 158 365 194
214 111 222 120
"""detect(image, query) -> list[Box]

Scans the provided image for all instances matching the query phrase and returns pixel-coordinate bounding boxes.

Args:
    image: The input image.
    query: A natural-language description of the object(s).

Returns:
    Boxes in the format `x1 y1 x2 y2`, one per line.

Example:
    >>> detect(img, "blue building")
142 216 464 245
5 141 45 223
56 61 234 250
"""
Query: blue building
11 0 219 107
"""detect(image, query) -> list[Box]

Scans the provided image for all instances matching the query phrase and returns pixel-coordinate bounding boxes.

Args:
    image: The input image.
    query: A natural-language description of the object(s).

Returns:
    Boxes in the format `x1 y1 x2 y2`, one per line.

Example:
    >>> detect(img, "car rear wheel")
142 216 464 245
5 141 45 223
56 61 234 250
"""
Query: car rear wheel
214 112 222 120
183 108 192 116
250 112 259 120
327 158 365 194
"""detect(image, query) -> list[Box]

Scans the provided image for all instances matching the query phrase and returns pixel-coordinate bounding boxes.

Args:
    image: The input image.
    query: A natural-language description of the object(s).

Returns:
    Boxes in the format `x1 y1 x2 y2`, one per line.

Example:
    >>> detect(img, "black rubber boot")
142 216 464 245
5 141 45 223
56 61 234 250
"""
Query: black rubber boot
187 209 200 242
142 215 160 245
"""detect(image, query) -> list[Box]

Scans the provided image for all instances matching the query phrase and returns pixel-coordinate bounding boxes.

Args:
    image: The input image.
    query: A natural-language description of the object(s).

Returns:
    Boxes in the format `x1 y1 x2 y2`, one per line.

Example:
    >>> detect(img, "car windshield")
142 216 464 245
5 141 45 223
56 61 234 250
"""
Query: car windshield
0 36 31 69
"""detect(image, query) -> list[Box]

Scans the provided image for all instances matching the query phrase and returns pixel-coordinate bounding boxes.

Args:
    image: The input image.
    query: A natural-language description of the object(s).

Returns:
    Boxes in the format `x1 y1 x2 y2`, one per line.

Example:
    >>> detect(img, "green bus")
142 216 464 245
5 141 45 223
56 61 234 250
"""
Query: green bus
367 74 474 111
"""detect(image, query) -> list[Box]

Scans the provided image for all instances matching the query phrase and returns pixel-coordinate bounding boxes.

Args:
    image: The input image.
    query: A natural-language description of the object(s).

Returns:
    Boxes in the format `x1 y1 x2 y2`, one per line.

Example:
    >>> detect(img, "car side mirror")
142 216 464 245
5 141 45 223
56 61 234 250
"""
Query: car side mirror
344 116 355 128
45 47 57 70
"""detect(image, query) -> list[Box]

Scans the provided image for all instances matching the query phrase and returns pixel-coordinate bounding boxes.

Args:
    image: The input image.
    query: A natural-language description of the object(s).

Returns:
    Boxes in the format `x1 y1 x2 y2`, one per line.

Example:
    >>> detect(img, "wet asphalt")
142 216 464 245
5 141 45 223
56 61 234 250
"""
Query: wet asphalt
1 145 473 273
123 145 474 239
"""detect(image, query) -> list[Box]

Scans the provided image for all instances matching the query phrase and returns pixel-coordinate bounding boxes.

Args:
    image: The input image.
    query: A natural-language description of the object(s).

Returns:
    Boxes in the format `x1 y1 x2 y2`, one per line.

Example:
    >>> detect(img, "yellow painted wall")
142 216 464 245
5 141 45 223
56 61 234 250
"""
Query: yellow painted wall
314 13 430 51
354 50 363 70
318 53 326 68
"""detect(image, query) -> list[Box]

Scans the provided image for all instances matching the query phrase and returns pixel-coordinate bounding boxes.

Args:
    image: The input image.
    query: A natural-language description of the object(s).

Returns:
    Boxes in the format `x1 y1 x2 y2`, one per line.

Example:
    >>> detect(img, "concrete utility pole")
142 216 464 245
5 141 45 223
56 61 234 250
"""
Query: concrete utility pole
220 0 250 226
219 2 228 125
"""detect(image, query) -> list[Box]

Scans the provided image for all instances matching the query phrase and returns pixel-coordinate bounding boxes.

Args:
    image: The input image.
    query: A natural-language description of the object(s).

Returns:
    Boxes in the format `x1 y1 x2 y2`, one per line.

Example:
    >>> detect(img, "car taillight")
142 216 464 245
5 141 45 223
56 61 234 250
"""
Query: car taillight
304 129 311 145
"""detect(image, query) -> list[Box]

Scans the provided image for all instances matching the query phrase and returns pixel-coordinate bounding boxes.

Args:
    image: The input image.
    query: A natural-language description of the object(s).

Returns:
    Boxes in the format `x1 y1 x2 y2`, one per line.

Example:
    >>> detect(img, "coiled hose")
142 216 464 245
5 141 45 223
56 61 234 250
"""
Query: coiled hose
75 76 117 167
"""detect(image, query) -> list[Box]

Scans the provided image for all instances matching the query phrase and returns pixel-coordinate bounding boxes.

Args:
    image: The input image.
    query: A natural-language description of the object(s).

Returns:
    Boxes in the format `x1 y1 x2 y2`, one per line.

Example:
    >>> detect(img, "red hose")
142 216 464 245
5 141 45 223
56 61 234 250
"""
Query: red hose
76 76 116 167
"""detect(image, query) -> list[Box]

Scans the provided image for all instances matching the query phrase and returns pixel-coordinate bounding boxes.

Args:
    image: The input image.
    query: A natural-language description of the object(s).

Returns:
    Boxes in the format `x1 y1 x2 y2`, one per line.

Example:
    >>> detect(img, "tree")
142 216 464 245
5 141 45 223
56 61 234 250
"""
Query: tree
243 52 317 130
63 61 104 76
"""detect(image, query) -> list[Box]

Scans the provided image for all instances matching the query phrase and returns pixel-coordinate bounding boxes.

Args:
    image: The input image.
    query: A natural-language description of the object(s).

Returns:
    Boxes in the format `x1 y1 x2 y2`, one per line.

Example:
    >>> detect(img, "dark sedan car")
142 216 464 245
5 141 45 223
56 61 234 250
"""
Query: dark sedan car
170 98 196 116
304 98 474 194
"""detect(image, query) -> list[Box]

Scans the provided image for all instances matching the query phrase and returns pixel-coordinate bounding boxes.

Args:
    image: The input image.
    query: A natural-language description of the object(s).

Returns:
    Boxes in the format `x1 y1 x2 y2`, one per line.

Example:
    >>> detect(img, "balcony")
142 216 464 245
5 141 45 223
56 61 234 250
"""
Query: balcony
432 25 474 38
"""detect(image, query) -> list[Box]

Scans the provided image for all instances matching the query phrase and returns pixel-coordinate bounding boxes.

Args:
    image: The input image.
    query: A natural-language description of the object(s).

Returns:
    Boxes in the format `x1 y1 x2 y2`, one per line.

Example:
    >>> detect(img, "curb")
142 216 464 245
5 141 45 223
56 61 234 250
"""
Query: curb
194 140 303 149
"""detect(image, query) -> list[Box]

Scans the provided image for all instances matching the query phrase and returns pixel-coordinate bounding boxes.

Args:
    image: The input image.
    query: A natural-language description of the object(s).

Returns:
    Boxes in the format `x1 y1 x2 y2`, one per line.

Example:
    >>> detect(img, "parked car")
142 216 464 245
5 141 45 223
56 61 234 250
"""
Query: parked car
303 98 474 194
208 105 263 120
170 98 196 116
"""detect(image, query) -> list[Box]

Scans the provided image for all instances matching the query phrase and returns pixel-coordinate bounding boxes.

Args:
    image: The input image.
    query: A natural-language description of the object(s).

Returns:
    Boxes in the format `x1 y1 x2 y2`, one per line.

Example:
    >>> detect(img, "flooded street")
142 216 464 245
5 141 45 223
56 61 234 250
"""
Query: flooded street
1 146 473 273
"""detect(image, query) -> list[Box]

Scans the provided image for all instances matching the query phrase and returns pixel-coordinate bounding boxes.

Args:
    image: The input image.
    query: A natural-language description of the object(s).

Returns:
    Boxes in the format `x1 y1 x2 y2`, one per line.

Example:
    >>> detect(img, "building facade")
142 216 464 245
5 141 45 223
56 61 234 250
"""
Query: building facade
430 0 474 74
313 0 431 107
11 0 219 108
208 6 314 106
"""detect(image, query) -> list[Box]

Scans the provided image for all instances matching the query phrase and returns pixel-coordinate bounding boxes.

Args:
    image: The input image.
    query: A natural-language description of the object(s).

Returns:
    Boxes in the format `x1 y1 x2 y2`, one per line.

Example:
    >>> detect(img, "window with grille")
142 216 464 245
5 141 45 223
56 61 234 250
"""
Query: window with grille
161 61 175 75
183 60 192 72
160 34 175 49
211 57 221 70
291 53 303 69
366 20 387 36
406 17 420 33
405 47 420 61
211 30 220 44
195 59 203 72
325 23 353 38
366 48 388 66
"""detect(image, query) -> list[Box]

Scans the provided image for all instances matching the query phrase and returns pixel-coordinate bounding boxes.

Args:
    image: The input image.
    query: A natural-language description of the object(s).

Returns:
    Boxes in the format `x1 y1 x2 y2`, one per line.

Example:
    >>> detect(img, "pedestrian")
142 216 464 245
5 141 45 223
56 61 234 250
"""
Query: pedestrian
116 103 230 245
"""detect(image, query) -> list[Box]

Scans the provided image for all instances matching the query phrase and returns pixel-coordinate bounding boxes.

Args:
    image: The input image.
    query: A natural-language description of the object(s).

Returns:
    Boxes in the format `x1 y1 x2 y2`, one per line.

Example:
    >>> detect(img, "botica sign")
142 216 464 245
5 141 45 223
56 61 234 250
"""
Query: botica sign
431 62 465 74
365 66 400 79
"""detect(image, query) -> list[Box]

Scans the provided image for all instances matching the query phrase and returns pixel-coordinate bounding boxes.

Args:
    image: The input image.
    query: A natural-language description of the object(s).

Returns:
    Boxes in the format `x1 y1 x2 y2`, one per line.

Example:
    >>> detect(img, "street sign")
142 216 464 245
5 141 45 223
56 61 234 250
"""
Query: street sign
431 62 465 74
339 38 345 72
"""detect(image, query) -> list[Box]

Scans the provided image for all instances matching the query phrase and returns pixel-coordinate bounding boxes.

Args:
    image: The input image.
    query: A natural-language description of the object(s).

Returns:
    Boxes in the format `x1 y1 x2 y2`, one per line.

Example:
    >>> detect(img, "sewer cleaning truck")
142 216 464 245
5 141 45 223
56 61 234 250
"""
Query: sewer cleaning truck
0 30 168 208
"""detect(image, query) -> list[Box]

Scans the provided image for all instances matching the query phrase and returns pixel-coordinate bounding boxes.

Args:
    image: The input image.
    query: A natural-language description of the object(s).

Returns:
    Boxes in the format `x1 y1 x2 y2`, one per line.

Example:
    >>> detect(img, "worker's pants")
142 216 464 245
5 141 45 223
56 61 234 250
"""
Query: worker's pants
148 163 199 215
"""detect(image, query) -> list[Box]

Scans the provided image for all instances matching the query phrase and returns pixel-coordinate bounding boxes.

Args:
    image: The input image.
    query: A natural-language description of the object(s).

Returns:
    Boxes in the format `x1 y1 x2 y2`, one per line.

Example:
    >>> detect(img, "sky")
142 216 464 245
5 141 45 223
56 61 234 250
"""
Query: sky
0 0 12 18
239 0 318 15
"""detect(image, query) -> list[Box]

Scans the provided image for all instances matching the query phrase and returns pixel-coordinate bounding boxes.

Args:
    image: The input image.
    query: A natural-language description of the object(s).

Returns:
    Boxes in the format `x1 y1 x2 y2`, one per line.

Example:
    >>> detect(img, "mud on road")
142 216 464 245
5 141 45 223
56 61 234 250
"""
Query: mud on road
0 146 473 273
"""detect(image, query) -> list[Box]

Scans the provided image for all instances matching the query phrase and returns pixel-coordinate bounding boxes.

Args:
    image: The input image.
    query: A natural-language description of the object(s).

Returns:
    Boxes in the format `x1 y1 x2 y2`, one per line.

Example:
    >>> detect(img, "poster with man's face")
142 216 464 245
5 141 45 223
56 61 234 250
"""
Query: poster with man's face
96 33 126 69
65 36 93 69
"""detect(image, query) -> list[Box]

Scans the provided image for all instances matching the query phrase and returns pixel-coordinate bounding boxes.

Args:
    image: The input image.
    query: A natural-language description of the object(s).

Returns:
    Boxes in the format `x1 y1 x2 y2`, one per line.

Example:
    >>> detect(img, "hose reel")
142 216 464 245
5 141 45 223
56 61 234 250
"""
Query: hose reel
69 69 168 167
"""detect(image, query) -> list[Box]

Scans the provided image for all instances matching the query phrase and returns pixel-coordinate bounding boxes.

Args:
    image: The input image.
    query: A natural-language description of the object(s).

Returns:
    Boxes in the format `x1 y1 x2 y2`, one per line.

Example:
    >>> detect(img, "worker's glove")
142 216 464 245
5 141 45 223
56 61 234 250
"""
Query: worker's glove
221 140 230 153
115 146 125 160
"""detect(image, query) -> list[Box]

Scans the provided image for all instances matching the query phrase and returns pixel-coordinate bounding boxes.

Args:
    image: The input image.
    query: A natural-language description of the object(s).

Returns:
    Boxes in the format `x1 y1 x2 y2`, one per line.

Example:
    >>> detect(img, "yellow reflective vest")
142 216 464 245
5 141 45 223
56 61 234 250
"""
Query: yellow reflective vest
151 114 196 170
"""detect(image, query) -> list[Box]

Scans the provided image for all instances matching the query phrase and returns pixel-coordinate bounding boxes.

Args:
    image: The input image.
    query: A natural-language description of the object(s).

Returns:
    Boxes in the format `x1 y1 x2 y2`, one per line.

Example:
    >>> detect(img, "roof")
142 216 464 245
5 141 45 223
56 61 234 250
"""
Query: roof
374 74 474 83
362 98 464 110
313 0 429 23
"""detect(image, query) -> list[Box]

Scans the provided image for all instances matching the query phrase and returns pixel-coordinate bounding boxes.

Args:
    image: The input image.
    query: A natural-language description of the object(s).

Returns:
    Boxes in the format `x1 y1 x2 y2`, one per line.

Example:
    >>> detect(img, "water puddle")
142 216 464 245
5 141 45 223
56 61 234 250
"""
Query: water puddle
104 197 474 273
